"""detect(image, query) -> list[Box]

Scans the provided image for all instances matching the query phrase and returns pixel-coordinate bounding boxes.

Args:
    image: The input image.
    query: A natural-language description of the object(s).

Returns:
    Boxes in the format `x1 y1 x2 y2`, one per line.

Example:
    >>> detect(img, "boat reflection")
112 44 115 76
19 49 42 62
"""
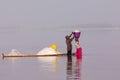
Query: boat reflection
66 56 82 80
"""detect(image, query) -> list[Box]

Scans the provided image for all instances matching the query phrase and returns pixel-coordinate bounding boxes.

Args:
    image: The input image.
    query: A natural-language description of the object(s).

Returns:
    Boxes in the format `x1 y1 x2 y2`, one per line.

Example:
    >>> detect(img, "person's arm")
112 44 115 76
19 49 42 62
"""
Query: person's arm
71 36 74 41
69 32 73 38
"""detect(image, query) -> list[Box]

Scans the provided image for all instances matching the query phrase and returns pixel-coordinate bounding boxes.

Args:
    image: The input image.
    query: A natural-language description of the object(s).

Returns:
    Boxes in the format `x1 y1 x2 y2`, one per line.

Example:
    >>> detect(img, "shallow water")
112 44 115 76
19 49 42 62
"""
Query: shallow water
0 27 120 80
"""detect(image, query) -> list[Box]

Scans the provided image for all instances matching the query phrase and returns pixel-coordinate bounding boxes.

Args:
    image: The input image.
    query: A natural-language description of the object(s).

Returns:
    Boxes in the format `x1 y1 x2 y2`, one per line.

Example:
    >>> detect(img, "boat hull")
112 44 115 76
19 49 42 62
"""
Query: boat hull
2 53 75 58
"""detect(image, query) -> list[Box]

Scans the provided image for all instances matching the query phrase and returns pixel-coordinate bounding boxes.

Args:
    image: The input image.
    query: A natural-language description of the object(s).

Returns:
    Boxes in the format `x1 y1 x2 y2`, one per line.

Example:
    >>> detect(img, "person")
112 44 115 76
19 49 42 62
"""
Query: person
65 32 74 56
72 29 82 59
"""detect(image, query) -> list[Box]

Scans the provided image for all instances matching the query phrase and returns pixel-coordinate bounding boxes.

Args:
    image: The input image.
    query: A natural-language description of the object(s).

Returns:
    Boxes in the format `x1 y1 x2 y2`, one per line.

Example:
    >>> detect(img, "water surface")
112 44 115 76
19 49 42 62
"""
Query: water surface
0 27 120 80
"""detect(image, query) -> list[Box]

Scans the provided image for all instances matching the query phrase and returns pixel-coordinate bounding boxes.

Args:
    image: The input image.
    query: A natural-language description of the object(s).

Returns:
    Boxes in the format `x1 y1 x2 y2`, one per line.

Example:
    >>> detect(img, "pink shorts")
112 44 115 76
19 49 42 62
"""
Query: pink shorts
76 47 82 59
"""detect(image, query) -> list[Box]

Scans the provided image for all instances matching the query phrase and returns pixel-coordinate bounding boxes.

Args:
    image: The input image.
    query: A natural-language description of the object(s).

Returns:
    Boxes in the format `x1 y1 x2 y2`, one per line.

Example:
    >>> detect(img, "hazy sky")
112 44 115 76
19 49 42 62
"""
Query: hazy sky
0 0 120 27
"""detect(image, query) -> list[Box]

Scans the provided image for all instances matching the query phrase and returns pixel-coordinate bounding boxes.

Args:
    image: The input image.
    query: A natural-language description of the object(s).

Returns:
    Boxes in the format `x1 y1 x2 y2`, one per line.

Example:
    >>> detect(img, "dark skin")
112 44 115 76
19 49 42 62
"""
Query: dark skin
65 33 74 54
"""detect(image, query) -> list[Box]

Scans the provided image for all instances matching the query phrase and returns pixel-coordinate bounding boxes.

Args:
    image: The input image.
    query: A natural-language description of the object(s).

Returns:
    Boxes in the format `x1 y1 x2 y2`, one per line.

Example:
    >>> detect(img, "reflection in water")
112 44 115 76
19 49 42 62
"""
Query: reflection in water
67 56 82 80
37 56 57 72
3 57 19 60
74 58 82 80
67 56 73 80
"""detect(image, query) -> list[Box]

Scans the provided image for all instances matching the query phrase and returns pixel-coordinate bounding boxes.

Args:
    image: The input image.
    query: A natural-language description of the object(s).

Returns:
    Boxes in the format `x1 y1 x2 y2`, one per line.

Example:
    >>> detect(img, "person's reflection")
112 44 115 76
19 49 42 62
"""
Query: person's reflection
74 58 82 80
67 56 72 80
66 56 82 80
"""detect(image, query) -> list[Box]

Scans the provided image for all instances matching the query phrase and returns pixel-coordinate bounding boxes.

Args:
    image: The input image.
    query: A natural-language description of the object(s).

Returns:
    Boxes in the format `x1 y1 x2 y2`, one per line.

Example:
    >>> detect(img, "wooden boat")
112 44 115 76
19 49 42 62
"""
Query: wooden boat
2 53 75 58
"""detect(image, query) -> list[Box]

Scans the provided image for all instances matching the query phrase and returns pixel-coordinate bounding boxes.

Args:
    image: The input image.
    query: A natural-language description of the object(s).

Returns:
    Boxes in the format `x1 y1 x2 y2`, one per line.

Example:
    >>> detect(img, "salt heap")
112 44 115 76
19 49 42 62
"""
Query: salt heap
8 49 21 56
37 44 61 55
37 47 57 55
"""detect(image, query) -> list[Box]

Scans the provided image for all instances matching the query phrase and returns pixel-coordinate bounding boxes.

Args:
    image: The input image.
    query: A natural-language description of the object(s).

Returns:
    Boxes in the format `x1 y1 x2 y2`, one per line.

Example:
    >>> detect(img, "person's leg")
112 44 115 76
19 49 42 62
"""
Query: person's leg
67 49 72 56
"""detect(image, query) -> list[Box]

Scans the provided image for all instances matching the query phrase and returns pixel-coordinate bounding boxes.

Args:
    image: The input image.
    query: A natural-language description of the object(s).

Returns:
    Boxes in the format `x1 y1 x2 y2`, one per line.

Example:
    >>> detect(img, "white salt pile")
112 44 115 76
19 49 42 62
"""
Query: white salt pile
8 49 21 56
37 47 57 55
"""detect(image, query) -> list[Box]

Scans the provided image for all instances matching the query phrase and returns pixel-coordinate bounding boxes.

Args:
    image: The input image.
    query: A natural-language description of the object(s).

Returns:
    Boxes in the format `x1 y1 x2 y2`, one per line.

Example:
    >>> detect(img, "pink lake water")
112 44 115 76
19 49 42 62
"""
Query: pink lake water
0 26 120 80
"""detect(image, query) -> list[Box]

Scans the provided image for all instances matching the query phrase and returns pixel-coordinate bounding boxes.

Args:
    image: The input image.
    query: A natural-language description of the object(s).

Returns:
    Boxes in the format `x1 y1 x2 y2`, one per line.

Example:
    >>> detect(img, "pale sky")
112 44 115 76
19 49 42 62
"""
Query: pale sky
0 0 120 27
